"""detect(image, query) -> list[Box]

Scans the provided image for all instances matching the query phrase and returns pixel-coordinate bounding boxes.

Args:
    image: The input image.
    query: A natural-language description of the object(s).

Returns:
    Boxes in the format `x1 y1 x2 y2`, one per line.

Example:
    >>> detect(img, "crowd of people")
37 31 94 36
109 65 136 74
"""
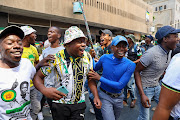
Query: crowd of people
0 24 180 120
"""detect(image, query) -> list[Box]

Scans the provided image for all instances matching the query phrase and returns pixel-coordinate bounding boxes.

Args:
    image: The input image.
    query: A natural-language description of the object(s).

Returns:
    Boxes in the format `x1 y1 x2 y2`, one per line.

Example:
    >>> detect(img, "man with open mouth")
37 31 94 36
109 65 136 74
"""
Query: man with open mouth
0 25 35 120
33 26 101 120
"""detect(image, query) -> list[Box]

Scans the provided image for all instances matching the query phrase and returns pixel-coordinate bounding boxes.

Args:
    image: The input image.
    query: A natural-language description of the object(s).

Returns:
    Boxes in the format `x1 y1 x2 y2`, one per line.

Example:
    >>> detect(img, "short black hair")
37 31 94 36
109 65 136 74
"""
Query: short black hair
51 26 61 34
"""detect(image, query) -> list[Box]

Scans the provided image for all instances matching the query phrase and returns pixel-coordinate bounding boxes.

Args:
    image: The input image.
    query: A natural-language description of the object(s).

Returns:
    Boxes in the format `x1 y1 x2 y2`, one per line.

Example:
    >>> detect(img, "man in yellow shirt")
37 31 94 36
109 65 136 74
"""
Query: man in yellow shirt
21 26 40 120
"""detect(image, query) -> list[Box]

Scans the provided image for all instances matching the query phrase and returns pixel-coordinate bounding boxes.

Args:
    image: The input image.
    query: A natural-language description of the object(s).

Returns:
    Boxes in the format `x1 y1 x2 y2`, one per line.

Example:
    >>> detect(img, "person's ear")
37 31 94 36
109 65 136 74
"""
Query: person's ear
108 35 112 41
163 37 168 43
125 47 128 52
111 45 115 52
57 33 61 39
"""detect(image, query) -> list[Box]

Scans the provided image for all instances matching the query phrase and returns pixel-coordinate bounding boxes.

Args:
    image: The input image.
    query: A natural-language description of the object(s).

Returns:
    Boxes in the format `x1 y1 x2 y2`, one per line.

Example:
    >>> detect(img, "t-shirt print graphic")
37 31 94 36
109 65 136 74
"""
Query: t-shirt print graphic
1 80 19 108
1 80 31 120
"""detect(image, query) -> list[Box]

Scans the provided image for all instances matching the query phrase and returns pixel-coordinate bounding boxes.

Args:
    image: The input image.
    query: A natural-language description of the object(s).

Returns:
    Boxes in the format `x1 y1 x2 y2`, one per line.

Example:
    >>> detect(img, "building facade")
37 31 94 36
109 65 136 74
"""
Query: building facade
144 0 180 35
0 0 153 42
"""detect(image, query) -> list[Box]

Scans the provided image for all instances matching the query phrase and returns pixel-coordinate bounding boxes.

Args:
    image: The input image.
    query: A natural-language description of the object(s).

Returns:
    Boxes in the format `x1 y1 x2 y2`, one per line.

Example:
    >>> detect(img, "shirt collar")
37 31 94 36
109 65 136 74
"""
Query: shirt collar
112 54 124 61
64 49 70 60
158 44 169 54
64 49 83 61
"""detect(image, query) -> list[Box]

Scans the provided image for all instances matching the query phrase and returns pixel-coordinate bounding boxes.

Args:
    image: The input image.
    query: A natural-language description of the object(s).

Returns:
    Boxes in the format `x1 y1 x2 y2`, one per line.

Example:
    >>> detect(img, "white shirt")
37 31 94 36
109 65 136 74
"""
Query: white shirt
0 58 36 120
162 53 180 118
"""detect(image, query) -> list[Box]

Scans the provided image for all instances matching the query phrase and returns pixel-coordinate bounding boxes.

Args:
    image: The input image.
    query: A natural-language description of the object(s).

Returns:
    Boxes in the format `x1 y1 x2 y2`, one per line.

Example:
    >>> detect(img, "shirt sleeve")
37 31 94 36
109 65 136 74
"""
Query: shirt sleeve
100 62 136 90
88 52 93 70
30 65 36 80
140 50 153 67
93 55 104 71
162 54 180 93
34 47 39 62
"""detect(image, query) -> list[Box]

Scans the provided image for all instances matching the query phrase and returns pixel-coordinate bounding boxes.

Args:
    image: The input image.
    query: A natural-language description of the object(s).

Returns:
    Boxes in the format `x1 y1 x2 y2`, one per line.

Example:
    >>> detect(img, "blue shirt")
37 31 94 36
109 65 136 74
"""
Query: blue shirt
94 54 136 93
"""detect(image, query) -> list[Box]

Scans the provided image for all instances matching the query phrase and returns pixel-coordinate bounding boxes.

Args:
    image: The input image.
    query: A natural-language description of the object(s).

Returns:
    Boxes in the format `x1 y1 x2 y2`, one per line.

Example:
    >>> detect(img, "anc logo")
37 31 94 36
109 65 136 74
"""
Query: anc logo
1 90 16 102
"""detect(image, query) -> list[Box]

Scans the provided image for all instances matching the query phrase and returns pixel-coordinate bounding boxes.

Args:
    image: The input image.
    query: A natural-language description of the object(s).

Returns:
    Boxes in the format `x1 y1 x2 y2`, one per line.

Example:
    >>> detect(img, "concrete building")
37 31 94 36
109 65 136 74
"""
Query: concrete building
0 0 153 42
144 0 180 35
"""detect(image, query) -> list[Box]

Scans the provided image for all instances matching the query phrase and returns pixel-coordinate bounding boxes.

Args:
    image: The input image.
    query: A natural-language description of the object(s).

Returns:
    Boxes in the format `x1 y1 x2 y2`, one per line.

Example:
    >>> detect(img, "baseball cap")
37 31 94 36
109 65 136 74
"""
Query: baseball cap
0 25 24 40
20 26 36 36
111 35 128 46
99 29 113 37
64 26 86 44
145 35 154 41
155 26 180 40
125 34 135 43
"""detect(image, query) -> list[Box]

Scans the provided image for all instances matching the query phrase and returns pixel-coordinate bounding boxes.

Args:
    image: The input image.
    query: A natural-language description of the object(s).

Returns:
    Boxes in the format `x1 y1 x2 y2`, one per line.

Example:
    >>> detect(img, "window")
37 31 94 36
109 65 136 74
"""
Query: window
176 5 178 11
164 5 166 9
155 7 157 11
101 2 102 9
159 6 163 11
87 0 89 5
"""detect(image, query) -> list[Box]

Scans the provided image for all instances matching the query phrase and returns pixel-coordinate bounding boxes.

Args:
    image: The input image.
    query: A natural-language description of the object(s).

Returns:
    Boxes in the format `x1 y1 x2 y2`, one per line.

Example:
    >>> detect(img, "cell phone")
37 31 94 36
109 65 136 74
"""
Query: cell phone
56 86 69 94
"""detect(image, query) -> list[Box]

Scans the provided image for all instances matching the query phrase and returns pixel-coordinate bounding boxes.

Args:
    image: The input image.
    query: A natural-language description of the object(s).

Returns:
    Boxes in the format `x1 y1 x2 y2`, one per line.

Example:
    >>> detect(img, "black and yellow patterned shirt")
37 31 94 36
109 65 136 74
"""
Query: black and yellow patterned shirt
40 49 93 104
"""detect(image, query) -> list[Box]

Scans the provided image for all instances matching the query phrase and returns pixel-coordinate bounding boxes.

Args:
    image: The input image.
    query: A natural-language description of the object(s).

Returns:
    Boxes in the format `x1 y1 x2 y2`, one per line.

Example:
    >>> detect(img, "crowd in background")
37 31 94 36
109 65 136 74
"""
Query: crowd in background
0 24 180 120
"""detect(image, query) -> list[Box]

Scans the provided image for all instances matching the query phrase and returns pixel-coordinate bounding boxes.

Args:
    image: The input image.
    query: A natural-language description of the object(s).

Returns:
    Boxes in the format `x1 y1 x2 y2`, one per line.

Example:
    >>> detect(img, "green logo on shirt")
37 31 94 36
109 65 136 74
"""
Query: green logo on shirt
1 90 16 102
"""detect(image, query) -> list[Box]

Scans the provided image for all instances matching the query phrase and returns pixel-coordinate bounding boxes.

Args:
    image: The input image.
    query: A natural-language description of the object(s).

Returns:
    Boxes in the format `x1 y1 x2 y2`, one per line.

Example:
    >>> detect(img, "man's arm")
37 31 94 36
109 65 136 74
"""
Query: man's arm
133 59 140 64
153 86 180 120
93 55 104 71
133 57 141 64
88 77 102 109
133 45 142 64
33 69 66 100
134 62 151 108
35 54 55 71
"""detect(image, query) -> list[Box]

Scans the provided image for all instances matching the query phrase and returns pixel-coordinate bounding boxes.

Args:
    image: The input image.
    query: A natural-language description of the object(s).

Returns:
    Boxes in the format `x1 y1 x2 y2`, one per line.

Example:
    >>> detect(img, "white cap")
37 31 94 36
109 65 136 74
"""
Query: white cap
20 26 36 36
64 26 86 44
141 40 145 44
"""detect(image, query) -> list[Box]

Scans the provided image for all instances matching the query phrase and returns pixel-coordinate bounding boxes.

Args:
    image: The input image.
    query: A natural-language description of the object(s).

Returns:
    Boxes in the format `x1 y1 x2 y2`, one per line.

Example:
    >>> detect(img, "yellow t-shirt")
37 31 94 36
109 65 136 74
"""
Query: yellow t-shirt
22 45 39 87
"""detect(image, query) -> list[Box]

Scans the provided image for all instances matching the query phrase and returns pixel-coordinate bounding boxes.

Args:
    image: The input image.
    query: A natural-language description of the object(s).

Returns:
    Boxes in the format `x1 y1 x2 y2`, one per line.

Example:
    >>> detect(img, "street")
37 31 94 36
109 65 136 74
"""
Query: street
43 93 156 120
